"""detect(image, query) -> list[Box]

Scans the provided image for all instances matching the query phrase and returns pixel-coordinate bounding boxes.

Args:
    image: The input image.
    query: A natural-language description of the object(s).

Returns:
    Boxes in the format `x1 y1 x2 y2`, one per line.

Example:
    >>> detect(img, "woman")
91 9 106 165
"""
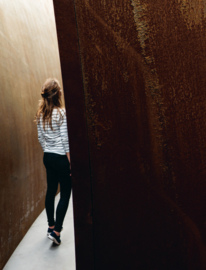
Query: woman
35 78 71 245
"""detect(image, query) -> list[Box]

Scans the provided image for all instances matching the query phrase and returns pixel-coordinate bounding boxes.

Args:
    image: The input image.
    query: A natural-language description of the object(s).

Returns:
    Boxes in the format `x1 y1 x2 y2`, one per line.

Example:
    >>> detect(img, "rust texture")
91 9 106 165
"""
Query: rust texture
55 0 206 269
52 0 95 269
0 1 62 268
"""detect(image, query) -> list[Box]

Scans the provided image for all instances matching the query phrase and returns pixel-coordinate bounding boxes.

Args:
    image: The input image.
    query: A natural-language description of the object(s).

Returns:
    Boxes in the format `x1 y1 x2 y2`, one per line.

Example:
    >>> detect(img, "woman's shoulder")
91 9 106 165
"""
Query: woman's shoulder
60 107 66 112
53 107 65 113
59 107 66 117
52 107 66 120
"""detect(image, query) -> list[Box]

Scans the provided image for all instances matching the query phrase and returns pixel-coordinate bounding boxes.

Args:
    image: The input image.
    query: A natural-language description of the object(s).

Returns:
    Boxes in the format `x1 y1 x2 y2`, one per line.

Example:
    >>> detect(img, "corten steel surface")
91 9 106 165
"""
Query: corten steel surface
52 1 94 269
54 0 206 269
0 1 62 269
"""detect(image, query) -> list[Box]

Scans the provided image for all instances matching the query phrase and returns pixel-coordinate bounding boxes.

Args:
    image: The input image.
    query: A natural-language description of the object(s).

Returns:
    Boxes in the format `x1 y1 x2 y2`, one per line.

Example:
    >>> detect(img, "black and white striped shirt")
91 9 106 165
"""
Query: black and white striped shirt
37 108 69 155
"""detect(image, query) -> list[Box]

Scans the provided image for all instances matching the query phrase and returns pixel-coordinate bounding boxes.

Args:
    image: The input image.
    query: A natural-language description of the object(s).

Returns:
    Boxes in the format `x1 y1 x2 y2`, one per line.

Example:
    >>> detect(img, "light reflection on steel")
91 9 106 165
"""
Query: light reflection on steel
0 1 62 268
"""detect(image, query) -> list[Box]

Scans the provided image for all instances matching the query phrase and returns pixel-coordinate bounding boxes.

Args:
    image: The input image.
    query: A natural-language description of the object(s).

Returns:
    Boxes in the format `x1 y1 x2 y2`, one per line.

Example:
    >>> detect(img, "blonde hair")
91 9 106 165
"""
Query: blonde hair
35 78 64 130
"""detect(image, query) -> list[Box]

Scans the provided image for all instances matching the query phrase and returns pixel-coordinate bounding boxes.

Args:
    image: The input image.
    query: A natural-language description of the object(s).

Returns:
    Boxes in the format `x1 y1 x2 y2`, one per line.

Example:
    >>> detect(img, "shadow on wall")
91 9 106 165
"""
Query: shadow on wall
0 0 62 268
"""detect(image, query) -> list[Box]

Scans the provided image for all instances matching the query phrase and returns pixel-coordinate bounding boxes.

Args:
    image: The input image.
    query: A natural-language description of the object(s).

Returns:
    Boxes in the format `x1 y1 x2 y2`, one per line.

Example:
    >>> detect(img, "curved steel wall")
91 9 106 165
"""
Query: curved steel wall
0 1 62 268
54 0 206 269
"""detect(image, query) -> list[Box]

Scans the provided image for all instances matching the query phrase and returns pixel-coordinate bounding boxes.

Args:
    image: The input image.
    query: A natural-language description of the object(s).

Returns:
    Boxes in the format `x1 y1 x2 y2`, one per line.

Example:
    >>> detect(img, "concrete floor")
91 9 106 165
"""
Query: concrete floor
3 193 76 270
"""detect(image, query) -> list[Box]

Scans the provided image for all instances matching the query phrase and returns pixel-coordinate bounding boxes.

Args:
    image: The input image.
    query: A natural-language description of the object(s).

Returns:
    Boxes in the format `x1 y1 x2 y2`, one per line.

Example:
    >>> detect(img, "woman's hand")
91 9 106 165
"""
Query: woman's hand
66 152 72 176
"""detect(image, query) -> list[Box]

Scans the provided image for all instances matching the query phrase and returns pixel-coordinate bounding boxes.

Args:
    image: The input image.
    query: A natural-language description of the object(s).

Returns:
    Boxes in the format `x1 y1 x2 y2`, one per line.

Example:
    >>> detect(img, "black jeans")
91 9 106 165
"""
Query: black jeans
43 152 72 232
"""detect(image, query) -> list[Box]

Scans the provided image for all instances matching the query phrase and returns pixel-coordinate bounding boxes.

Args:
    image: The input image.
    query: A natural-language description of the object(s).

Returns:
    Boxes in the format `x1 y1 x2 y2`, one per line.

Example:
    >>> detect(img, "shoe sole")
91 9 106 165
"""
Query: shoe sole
48 234 61 245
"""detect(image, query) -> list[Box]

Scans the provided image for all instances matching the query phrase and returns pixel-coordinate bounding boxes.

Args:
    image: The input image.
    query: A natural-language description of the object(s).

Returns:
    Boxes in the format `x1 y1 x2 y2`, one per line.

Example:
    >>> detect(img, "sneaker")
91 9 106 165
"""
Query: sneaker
48 231 61 245
47 227 54 236
47 226 63 236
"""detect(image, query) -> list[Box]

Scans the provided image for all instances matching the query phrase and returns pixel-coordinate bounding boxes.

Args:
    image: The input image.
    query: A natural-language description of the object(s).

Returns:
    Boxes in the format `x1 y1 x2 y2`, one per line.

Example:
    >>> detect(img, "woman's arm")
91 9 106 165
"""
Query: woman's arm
59 109 70 153
59 110 71 174
66 152 72 176
37 122 45 151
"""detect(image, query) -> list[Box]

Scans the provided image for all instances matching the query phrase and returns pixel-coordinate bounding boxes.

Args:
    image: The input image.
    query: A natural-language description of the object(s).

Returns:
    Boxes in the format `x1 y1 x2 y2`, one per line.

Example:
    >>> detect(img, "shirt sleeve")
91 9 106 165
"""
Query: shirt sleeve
60 110 70 153
37 122 45 151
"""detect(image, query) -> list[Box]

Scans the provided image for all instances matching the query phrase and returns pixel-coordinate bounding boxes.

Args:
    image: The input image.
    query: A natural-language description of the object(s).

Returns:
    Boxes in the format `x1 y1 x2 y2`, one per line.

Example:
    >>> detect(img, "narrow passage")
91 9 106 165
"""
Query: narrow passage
3 193 76 270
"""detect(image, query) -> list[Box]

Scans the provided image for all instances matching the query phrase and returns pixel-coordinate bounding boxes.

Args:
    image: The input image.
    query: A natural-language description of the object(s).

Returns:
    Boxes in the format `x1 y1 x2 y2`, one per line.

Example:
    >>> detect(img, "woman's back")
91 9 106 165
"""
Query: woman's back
37 108 69 155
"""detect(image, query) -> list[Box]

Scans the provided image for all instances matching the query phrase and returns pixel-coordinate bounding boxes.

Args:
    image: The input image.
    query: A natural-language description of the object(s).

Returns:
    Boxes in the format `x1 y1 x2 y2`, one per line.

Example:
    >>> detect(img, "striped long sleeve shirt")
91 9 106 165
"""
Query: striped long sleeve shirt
37 108 70 155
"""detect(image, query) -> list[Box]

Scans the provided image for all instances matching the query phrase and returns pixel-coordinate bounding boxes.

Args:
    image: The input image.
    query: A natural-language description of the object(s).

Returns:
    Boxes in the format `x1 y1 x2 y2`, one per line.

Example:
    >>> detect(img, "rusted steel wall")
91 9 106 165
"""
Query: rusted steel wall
52 1 95 269
0 1 62 268
54 0 206 269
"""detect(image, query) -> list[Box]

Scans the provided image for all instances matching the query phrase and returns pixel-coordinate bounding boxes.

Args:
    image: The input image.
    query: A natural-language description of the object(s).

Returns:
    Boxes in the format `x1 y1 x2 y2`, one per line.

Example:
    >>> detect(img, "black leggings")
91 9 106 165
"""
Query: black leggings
43 152 72 232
